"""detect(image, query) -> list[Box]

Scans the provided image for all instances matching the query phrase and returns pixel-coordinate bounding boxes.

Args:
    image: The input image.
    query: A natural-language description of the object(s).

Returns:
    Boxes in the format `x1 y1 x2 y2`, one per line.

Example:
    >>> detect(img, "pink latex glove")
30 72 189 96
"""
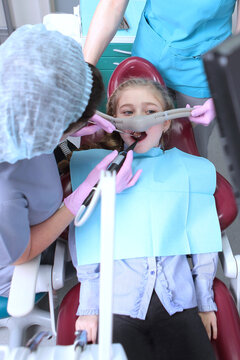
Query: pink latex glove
71 114 116 137
116 150 142 193
64 150 142 215
187 98 216 126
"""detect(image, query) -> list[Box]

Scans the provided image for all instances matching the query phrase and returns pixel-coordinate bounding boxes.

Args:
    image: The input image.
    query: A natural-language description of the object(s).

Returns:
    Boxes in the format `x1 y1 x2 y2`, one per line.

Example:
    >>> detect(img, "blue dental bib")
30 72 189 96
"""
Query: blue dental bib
70 148 222 266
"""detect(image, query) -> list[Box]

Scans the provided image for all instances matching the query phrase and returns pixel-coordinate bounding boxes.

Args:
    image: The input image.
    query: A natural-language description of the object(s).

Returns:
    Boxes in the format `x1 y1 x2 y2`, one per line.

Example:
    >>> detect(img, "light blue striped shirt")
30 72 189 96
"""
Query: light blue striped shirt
75 253 218 320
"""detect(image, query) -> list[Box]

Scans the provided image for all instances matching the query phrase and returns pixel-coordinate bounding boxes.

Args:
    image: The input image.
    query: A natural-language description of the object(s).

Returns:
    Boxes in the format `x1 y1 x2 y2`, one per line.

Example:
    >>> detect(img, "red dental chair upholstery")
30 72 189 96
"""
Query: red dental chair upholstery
56 57 239 359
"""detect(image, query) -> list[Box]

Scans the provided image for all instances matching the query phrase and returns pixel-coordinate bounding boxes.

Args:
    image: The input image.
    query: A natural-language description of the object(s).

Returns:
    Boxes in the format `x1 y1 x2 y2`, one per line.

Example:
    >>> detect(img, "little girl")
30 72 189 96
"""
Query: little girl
69 79 220 360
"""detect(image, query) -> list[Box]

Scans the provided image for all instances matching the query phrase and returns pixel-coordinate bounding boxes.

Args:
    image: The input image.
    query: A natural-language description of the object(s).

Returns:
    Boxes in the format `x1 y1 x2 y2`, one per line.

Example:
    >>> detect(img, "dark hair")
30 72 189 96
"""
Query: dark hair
63 63 104 134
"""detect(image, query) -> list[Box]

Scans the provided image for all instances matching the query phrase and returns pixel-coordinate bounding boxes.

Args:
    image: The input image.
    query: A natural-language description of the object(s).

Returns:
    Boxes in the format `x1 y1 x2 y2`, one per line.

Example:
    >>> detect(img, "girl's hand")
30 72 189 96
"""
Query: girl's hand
71 114 116 137
187 98 216 126
75 315 99 344
199 311 217 340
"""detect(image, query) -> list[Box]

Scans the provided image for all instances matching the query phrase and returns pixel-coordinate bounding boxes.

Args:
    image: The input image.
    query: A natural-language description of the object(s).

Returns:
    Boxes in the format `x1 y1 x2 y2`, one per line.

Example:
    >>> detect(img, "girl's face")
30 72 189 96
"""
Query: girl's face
115 86 171 153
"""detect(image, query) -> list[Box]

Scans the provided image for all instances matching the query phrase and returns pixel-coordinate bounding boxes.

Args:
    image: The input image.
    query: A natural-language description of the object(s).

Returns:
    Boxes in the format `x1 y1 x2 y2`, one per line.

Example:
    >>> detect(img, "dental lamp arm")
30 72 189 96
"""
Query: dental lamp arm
83 0 129 65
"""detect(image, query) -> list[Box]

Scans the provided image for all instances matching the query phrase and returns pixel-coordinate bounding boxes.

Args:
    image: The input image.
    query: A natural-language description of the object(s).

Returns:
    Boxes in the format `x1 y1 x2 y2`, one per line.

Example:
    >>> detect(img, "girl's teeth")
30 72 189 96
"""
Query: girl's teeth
131 132 147 141
131 132 142 138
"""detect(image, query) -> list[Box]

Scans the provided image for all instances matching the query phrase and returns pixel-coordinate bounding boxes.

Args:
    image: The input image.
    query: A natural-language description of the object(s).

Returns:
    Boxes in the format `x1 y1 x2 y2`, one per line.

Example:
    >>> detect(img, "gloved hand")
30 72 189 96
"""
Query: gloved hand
71 113 116 137
116 150 142 193
187 98 216 126
64 150 142 215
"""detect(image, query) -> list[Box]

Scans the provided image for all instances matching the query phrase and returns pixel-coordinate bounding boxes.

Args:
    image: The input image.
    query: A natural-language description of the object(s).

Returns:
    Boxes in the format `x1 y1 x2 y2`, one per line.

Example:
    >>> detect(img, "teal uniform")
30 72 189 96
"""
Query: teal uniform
132 0 236 98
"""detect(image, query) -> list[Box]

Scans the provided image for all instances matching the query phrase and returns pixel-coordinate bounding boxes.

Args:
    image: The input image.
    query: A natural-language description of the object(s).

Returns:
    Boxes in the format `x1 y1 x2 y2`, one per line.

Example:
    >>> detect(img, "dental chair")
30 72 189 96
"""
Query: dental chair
56 57 240 359
0 238 68 349
0 173 72 349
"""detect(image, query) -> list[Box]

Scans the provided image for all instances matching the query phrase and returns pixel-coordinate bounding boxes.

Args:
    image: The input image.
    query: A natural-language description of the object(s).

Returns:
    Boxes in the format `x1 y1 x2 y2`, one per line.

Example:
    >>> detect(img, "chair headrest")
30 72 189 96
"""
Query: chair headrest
107 56 165 97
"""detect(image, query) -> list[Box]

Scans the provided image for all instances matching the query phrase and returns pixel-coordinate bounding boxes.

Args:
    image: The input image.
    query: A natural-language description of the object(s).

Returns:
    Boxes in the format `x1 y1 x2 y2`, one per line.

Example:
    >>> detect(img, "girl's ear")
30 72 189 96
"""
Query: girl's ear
163 120 171 132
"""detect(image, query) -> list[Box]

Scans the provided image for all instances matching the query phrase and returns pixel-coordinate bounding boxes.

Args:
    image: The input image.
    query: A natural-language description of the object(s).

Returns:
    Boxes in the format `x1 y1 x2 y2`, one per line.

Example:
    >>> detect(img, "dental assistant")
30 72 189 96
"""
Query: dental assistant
83 0 239 156
0 25 140 297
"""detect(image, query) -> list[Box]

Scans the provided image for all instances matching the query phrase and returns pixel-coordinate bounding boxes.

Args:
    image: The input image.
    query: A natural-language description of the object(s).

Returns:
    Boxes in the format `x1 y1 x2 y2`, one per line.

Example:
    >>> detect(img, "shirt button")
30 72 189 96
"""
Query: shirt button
150 270 155 275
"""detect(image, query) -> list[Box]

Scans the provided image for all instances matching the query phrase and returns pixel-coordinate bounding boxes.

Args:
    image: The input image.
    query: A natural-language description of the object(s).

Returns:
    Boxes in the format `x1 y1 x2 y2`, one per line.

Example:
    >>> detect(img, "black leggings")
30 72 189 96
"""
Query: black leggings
112 292 216 360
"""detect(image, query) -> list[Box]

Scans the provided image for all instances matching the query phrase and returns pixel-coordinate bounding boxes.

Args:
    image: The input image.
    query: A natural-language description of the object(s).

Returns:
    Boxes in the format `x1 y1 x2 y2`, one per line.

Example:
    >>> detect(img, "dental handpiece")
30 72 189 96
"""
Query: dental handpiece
96 108 194 132
82 140 138 207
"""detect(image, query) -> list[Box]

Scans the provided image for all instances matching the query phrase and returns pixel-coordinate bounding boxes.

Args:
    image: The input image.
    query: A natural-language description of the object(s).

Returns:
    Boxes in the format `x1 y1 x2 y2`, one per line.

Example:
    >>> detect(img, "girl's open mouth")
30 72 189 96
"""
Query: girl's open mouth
130 131 147 141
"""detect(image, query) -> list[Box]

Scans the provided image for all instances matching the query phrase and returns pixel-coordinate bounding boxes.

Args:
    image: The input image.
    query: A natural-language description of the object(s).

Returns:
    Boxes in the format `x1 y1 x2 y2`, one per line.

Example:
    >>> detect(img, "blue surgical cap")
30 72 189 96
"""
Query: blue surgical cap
0 24 93 163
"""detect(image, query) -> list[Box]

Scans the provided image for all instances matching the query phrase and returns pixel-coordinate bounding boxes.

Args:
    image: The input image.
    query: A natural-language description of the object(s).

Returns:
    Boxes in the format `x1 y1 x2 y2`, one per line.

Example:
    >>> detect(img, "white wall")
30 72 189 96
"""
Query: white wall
232 1 238 32
54 0 78 13
0 0 55 28
0 1 6 27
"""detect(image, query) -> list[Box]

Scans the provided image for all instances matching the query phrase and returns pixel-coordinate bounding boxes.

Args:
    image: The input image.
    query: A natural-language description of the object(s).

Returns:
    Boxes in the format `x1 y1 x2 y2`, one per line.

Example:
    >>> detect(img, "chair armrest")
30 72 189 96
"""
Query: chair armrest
7 238 67 317
7 255 41 317
52 239 68 290
219 232 240 314
219 231 237 278
230 255 240 314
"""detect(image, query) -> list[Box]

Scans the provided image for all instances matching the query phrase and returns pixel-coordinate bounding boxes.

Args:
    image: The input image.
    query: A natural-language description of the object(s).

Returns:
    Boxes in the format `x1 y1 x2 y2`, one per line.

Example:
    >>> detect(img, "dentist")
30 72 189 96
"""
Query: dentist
0 24 140 297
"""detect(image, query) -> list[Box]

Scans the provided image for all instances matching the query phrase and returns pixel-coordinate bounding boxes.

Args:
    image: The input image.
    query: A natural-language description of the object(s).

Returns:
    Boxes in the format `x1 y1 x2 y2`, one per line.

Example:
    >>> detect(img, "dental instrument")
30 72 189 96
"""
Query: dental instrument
88 120 127 134
74 140 139 227
83 139 138 206
96 108 194 132
106 139 139 172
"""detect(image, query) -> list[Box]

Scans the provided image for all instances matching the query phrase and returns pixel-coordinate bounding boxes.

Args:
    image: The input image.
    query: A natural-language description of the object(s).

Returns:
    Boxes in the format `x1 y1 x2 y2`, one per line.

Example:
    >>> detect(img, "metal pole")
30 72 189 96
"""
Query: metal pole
2 0 14 34
98 171 116 360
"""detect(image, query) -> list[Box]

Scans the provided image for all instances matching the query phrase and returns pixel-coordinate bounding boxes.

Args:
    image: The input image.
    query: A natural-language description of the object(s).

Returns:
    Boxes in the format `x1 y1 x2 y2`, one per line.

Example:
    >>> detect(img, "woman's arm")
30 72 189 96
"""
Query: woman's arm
15 150 141 265
14 205 74 265
14 151 119 264
83 0 129 65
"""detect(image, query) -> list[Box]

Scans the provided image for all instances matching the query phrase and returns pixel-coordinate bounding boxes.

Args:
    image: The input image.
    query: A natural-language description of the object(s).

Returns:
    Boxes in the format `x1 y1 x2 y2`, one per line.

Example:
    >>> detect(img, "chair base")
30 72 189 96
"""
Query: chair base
0 307 52 349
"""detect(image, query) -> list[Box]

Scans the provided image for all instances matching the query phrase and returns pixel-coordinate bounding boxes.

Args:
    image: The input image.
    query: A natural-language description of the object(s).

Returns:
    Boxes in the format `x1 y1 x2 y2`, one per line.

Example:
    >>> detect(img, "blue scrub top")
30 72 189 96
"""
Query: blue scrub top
132 0 236 98
0 154 63 296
